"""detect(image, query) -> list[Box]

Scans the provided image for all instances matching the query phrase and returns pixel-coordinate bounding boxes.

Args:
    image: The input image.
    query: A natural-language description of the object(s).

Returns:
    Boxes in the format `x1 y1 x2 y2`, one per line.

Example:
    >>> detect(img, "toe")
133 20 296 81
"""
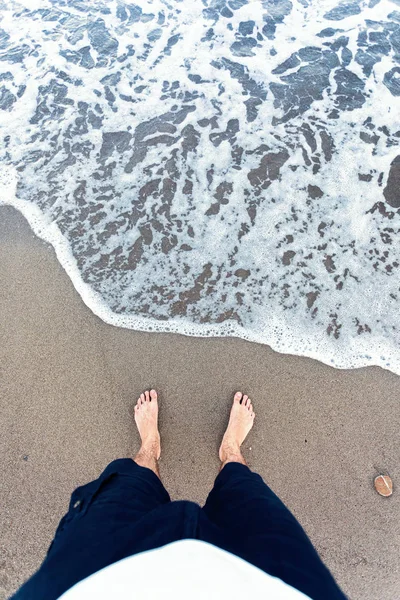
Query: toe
243 395 249 406
150 389 157 401
140 393 145 404
145 390 150 402
234 392 242 403
248 401 253 412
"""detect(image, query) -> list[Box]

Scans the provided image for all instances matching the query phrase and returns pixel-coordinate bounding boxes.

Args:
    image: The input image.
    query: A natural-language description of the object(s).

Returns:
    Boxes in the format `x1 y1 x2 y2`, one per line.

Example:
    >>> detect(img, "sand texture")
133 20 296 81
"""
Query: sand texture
1 206 399 599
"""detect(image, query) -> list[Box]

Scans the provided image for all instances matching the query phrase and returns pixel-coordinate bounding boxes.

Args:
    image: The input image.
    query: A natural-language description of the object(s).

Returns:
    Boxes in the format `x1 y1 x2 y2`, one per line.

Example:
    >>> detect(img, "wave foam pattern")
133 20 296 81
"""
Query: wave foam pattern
0 0 400 372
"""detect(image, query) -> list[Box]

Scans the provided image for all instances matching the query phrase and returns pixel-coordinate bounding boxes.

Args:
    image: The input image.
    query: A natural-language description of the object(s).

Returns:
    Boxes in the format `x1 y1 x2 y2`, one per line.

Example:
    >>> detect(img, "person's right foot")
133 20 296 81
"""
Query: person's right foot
134 389 161 460
219 392 255 464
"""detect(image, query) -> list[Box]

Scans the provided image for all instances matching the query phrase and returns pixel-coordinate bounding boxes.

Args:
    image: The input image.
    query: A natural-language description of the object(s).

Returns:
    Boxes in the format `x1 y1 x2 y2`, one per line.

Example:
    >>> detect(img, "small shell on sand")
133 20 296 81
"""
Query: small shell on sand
374 475 393 497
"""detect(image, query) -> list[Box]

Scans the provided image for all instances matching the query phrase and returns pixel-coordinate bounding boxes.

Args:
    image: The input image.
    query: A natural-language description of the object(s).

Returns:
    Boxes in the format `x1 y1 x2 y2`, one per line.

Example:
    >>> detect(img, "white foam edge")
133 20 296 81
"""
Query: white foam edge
0 167 398 376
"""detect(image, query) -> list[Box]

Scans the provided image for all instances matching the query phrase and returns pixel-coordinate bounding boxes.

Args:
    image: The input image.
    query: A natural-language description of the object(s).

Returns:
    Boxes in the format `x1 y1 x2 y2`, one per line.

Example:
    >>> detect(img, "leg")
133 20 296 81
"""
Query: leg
202 392 346 600
204 390 258 532
134 389 161 479
12 389 170 600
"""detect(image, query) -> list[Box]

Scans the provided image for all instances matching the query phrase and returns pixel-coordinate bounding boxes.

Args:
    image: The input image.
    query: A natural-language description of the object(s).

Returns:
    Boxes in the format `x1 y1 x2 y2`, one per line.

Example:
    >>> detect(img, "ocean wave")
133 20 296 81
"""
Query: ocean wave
0 0 399 373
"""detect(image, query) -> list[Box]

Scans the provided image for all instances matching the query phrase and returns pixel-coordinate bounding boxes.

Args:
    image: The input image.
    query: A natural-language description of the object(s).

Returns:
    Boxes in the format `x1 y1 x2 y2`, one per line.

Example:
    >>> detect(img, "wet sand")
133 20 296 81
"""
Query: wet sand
0 205 399 600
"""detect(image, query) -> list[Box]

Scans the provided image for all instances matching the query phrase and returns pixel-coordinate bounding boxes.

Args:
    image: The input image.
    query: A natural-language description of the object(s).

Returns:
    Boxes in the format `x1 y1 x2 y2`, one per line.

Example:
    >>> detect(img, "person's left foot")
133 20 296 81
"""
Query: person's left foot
134 390 161 460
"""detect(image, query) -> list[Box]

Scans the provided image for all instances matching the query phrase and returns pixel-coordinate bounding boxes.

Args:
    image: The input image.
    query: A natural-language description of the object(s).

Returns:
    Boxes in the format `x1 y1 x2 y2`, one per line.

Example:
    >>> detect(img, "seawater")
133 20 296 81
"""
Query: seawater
0 0 399 373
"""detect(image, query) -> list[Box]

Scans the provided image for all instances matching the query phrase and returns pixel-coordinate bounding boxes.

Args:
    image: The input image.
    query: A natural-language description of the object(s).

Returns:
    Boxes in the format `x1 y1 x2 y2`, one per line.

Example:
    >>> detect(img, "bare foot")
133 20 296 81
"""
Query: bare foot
134 389 161 460
219 392 255 466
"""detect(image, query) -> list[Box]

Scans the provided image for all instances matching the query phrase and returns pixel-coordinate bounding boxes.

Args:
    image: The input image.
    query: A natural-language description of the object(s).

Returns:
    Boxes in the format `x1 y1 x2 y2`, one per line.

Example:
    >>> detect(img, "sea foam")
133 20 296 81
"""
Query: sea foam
0 0 399 373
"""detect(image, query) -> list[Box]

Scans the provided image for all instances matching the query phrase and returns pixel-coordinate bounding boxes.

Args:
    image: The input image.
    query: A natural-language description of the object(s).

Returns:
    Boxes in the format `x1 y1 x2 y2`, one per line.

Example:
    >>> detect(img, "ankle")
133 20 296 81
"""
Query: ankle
219 436 244 465
220 452 247 470
140 435 160 456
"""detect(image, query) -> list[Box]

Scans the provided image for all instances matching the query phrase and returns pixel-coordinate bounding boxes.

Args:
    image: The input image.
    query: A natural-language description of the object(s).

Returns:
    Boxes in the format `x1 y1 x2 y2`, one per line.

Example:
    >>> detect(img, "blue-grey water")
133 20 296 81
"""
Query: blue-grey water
0 0 399 373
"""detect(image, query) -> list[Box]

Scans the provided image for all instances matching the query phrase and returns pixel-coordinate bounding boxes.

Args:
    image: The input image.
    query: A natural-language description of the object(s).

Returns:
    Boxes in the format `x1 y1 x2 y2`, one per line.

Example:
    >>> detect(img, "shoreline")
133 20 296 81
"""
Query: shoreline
0 174 397 376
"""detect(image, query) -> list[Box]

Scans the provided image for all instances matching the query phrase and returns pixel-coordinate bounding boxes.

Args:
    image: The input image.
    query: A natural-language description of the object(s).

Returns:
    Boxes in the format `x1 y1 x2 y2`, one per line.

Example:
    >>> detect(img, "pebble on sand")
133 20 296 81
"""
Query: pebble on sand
374 475 393 497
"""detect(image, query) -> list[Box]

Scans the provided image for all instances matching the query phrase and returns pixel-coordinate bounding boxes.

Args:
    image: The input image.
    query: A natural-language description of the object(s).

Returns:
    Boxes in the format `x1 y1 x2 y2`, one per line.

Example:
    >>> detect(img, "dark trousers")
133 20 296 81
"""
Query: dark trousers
12 459 346 600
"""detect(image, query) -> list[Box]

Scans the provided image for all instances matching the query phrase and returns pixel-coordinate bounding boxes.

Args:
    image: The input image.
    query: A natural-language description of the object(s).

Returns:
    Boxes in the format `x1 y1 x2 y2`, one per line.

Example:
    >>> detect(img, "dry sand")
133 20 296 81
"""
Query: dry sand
0 205 399 600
